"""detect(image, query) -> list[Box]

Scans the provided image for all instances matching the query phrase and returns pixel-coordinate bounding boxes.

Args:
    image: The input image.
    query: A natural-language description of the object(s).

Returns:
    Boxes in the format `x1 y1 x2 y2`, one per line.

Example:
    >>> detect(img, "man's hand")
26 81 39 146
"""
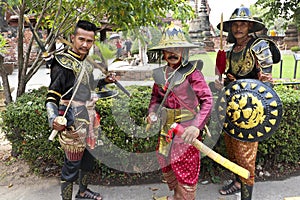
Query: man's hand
226 73 236 82
52 117 66 131
181 126 200 144
146 112 158 124
215 73 237 90
214 78 224 90
105 72 117 83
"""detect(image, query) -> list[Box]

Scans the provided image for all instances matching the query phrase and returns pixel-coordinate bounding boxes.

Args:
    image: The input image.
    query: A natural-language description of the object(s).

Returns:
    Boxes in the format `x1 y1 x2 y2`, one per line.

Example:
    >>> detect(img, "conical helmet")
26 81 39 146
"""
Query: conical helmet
150 23 198 50
217 5 265 33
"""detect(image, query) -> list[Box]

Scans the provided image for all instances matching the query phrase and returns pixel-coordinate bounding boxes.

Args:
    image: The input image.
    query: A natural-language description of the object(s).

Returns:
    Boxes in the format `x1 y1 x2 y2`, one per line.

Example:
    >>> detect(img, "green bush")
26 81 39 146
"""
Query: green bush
1 84 299 180
93 85 160 173
290 46 300 52
256 85 300 167
2 87 63 173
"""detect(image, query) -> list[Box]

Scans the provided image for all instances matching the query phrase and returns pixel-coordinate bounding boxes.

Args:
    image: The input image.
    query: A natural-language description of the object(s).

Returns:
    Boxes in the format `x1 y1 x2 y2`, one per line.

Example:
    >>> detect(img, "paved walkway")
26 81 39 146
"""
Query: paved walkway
0 175 300 200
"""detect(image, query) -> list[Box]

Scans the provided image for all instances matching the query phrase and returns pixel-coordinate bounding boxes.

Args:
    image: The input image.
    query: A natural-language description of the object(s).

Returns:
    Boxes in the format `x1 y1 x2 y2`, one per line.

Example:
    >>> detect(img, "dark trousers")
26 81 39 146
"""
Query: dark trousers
61 149 96 199
61 148 95 182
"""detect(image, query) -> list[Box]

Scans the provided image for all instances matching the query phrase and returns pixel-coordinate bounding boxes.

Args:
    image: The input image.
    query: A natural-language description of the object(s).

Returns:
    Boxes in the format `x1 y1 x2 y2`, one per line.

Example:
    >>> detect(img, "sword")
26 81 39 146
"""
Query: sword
114 80 131 97
85 56 131 97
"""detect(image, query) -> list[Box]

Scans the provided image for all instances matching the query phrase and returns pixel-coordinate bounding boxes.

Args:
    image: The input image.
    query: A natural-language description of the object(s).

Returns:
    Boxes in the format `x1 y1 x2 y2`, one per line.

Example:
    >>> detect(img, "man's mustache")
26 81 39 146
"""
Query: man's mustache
233 31 243 34
79 47 89 51
167 55 179 59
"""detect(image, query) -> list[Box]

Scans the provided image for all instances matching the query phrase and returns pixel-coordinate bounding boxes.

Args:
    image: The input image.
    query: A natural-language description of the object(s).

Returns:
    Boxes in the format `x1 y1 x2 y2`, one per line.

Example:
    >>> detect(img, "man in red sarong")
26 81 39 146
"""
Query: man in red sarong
146 23 213 200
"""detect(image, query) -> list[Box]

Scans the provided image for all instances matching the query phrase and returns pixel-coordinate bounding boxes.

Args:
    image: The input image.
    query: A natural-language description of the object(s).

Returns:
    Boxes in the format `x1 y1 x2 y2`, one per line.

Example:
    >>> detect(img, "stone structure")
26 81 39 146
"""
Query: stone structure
188 0 215 52
284 24 299 49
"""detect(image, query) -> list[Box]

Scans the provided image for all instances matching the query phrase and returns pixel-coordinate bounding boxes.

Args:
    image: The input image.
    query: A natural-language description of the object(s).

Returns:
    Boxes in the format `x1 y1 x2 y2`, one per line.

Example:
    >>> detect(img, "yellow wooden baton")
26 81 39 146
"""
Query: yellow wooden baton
171 123 250 179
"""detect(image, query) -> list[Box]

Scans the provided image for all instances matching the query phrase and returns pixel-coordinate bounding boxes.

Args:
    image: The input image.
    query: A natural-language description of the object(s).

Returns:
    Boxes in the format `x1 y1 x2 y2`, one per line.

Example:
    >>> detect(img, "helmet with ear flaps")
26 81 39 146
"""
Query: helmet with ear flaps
217 5 265 33
150 22 198 66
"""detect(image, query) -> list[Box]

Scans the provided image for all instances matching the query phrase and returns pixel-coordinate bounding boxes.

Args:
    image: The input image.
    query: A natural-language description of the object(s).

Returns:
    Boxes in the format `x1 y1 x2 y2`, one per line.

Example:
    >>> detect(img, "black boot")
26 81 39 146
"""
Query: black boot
241 183 253 200
61 180 73 200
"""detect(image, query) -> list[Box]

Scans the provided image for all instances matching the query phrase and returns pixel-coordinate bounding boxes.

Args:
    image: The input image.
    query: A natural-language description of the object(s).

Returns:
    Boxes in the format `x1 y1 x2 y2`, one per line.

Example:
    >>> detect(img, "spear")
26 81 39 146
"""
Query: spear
215 13 226 81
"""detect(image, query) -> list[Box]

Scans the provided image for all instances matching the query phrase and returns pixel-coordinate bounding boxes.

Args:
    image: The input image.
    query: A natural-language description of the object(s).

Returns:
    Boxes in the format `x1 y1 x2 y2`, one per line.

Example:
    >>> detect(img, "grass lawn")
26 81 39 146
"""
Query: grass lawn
190 51 300 81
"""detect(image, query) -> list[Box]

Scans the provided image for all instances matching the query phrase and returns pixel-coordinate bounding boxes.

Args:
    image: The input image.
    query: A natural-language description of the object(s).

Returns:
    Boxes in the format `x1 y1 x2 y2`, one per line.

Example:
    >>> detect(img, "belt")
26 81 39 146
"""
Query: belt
60 99 86 107
160 105 200 126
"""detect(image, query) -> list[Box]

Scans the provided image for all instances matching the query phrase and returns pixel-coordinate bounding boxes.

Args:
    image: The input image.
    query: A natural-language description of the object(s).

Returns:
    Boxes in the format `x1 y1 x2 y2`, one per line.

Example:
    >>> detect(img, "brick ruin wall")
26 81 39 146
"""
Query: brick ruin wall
1 28 40 72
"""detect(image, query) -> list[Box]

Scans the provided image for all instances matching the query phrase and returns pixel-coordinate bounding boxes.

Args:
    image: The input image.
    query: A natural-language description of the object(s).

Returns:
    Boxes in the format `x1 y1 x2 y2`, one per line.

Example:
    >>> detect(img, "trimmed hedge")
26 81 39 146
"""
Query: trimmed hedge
2 87 63 173
257 85 300 166
1 84 299 179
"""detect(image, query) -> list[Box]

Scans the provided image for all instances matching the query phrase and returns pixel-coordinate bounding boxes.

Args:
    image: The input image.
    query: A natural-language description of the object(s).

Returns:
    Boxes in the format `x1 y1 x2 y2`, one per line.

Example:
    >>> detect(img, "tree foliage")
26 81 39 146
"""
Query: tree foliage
0 34 7 55
255 0 300 30
2 0 194 99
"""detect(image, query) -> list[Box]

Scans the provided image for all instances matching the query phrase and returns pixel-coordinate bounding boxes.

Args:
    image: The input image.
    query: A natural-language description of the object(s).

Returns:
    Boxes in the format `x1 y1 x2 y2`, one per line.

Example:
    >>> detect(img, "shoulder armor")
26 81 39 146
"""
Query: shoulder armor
190 59 203 71
172 62 196 86
152 62 197 87
251 39 273 68
153 66 166 85
55 52 81 71
251 39 269 54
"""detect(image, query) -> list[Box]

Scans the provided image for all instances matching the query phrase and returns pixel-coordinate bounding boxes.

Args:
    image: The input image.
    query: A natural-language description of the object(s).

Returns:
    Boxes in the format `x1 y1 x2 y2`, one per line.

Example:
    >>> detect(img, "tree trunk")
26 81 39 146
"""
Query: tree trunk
16 4 27 98
138 39 148 66
0 0 9 32
0 56 13 104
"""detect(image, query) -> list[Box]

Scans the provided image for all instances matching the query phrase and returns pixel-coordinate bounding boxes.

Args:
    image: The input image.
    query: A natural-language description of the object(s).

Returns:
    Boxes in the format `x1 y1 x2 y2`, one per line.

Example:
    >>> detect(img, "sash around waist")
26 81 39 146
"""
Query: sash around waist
160 105 199 125
60 99 86 107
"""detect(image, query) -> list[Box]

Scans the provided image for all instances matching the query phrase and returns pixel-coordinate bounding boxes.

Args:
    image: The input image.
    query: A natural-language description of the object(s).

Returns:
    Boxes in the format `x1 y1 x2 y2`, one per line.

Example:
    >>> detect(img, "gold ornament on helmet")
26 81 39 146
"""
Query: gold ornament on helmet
150 22 198 50
217 5 265 33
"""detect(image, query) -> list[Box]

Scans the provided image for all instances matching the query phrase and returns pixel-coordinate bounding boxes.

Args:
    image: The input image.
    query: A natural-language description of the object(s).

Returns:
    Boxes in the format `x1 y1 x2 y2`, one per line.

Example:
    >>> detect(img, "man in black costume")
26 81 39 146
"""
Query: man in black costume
45 20 115 200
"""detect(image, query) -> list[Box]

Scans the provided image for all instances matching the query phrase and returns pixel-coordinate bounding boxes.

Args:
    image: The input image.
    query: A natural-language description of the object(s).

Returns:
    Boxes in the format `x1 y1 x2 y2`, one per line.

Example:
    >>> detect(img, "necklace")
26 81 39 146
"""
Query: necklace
234 45 245 52
234 36 250 52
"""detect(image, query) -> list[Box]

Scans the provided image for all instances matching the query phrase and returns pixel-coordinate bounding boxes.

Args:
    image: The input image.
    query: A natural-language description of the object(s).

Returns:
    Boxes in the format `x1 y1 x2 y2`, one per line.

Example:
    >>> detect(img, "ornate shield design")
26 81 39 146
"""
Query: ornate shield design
216 79 283 142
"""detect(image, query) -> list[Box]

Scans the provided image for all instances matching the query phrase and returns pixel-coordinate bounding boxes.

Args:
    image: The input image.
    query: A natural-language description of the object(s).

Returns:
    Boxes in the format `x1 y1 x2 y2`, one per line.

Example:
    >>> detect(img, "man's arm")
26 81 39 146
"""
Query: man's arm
45 63 67 129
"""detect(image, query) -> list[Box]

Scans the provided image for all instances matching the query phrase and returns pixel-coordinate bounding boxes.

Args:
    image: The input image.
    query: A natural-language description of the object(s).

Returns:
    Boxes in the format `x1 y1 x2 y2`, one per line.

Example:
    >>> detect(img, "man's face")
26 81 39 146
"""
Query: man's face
71 28 95 57
163 47 184 68
231 21 253 40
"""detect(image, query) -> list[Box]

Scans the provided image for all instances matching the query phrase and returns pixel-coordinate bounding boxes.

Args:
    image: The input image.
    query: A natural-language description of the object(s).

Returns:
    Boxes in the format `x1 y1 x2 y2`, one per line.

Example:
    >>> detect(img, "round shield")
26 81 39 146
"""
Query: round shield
97 90 118 99
216 79 283 142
